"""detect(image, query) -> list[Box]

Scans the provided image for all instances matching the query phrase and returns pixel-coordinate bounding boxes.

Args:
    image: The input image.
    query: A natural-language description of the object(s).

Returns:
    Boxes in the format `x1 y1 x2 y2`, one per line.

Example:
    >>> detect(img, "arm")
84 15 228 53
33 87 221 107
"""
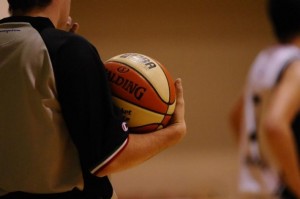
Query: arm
263 61 300 198
229 93 244 143
97 78 187 176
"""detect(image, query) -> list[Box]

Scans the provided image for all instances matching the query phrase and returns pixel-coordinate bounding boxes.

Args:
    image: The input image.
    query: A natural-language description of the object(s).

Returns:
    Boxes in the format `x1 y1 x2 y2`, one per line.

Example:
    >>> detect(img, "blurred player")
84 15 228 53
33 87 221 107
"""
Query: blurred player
229 0 300 198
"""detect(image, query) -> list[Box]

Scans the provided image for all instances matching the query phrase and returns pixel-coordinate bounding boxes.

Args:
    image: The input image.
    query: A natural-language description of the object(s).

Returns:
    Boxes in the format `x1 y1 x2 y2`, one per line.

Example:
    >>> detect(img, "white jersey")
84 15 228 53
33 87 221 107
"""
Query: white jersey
239 44 300 196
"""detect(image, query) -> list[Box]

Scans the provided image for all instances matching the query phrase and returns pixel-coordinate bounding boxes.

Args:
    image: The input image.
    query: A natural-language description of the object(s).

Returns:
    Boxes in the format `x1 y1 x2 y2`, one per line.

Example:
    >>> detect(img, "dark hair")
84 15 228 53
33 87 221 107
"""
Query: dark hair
268 0 300 43
7 0 52 15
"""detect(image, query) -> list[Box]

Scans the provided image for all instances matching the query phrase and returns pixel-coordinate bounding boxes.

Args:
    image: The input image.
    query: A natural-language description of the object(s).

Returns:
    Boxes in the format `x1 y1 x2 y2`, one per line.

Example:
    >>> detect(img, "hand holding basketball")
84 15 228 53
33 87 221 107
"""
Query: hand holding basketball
97 76 186 176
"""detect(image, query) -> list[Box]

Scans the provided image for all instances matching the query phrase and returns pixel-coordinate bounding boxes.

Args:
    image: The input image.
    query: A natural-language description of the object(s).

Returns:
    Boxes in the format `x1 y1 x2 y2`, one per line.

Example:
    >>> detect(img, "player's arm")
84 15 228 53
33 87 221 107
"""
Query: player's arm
263 60 300 198
229 93 244 143
96 78 186 176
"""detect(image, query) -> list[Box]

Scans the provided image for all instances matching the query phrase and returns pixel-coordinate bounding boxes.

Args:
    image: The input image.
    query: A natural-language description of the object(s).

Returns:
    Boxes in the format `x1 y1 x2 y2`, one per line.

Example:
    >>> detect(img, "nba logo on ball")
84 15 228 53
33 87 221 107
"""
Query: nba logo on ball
104 53 176 133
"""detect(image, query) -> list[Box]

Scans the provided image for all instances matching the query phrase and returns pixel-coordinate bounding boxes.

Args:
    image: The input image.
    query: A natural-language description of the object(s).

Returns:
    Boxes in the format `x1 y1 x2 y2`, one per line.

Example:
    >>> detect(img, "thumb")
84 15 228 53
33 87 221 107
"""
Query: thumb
171 78 185 124
69 22 80 33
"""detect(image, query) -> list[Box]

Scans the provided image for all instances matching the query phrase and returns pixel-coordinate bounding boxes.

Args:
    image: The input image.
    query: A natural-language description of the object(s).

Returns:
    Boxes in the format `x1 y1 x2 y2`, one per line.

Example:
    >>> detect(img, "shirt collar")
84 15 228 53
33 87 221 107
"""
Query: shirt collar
0 16 55 32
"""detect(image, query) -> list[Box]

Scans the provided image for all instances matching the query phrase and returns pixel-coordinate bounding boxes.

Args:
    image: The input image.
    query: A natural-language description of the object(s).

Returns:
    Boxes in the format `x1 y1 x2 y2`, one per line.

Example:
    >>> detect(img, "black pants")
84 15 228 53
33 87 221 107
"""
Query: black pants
282 187 298 199
0 175 113 199
0 189 85 199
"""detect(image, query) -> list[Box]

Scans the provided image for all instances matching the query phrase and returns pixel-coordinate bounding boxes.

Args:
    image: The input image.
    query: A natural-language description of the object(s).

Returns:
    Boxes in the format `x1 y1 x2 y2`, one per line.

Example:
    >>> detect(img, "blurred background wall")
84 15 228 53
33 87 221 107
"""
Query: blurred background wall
0 0 276 198
71 0 274 151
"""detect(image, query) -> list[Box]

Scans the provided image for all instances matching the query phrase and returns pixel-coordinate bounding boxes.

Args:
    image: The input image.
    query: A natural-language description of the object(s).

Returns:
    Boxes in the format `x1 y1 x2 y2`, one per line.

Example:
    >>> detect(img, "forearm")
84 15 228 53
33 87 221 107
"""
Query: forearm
229 111 241 142
229 94 243 143
265 123 300 198
261 60 300 198
97 123 186 176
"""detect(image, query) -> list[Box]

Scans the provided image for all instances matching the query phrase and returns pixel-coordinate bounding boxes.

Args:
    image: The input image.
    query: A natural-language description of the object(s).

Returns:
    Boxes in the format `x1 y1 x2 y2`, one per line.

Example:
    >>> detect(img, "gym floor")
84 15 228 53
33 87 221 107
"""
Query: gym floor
111 146 238 199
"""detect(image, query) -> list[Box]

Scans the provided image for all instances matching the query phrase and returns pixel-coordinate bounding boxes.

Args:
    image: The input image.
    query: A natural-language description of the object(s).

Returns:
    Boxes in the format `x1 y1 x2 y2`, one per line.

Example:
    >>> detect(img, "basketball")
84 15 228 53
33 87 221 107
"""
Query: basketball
104 53 176 133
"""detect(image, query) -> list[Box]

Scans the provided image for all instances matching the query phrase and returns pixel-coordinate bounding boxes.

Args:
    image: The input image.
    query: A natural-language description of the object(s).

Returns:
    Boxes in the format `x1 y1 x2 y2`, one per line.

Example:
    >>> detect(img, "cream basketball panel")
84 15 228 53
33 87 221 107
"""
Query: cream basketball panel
108 53 170 103
167 100 176 115
113 97 165 127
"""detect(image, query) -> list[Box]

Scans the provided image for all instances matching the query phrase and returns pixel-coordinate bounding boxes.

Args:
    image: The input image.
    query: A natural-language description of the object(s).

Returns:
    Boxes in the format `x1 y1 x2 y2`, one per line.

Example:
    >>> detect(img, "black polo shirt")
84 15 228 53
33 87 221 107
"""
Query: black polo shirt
0 16 128 199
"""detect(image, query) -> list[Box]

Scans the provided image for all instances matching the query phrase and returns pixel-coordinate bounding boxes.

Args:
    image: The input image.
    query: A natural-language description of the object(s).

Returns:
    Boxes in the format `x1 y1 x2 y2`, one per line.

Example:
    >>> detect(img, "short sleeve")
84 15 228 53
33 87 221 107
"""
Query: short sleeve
53 35 128 172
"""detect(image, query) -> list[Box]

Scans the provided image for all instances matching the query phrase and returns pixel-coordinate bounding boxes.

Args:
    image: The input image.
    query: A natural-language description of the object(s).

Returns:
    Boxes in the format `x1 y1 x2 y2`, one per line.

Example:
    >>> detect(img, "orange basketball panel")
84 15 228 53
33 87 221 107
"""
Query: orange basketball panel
129 124 162 134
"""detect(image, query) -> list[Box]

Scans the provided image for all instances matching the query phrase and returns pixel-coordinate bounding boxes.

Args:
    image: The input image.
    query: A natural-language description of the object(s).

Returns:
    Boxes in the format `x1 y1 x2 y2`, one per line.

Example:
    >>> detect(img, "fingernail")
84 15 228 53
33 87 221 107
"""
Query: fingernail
176 78 182 87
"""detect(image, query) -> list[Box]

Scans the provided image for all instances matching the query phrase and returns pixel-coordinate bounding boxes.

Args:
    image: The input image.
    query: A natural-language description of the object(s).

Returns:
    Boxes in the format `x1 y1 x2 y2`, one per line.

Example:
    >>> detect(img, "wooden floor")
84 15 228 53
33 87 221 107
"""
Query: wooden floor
111 146 238 199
